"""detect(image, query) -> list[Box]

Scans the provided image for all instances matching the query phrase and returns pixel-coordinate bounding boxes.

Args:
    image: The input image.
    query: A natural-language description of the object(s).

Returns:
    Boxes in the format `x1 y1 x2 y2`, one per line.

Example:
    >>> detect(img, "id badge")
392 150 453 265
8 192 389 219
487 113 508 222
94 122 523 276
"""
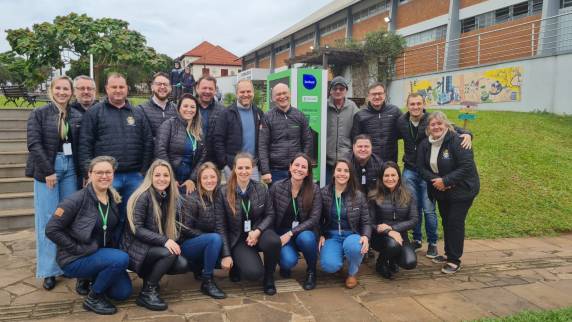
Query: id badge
63 143 73 156
292 221 299 229
361 175 366 185
244 220 252 232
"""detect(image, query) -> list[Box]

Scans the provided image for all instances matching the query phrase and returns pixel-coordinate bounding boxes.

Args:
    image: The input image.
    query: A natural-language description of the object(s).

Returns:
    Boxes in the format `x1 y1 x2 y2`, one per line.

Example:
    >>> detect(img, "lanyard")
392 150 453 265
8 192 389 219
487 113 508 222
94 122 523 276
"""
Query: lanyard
186 129 197 151
292 197 299 221
98 202 109 230
241 199 251 220
335 194 343 223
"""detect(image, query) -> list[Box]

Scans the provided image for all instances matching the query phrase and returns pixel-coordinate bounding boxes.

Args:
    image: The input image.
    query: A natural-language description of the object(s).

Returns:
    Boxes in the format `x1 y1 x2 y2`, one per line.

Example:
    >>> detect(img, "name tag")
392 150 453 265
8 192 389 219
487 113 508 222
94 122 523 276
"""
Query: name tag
361 175 366 185
244 220 252 232
63 143 73 156
292 221 299 229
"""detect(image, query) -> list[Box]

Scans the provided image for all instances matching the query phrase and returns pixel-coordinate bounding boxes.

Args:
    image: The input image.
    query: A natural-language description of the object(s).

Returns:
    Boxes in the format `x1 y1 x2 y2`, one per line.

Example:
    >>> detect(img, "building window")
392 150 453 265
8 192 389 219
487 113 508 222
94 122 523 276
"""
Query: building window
495 7 510 24
295 32 314 44
461 17 477 33
532 0 543 13
319 18 347 35
405 25 447 47
221 69 228 77
461 1 543 34
513 2 530 18
562 0 572 8
352 1 389 23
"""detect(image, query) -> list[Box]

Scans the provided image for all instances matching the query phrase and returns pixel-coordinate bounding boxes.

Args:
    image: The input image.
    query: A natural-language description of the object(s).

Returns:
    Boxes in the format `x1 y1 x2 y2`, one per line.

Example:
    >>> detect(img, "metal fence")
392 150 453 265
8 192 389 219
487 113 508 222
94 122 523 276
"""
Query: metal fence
394 10 572 79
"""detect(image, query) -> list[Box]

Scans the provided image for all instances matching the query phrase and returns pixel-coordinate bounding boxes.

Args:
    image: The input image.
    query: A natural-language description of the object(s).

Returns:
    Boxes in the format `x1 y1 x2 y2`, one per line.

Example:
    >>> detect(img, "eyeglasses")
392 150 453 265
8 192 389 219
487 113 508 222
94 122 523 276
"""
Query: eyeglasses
92 171 113 177
369 92 385 97
75 87 95 91
153 82 170 87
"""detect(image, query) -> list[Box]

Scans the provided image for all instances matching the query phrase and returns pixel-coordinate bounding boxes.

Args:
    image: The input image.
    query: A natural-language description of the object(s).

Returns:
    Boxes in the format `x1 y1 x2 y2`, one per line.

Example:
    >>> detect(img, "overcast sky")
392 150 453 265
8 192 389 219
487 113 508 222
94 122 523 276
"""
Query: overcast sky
0 0 332 58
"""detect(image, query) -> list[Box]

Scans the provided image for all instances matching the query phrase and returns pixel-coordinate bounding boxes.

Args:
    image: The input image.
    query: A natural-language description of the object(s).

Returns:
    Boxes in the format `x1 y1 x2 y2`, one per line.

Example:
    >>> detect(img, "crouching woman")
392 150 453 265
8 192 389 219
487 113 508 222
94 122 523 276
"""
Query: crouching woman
46 156 132 315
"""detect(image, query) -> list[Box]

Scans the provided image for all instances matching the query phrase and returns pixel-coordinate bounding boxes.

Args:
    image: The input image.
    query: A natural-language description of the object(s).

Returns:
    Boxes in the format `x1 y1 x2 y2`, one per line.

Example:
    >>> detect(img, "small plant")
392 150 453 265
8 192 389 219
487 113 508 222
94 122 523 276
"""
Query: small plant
223 93 236 106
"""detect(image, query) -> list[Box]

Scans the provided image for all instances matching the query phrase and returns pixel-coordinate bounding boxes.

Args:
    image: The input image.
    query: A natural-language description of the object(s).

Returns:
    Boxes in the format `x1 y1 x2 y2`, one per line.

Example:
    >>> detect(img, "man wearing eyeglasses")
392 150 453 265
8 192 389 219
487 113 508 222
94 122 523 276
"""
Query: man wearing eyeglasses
71 75 97 113
351 82 402 163
138 72 178 137
326 76 359 184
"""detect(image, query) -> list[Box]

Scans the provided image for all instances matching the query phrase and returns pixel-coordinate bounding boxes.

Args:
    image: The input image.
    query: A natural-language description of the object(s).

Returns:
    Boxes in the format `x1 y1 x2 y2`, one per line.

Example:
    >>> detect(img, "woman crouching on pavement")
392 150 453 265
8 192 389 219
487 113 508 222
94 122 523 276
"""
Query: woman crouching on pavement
122 159 189 311
319 159 371 289
369 161 418 279
46 156 132 315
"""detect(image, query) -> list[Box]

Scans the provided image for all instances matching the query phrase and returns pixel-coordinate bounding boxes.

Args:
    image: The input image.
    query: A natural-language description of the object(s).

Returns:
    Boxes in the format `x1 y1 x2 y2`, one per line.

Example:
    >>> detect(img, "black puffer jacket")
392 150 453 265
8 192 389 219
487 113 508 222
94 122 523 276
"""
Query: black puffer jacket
179 190 223 240
25 102 83 182
155 115 206 182
269 179 322 236
212 103 264 169
120 190 179 275
215 181 274 258
369 194 418 239
259 106 313 174
320 184 371 238
397 112 472 171
417 130 480 202
45 184 121 267
78 99 153 177
351 102 402 162
137 98 178 137
350 153 383 195
200 100 225 163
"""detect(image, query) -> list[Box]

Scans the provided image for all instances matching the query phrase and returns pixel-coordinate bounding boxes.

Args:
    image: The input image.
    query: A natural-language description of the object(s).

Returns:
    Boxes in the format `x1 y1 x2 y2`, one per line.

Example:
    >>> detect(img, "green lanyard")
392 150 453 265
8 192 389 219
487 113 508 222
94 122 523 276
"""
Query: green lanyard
62 120 69 141
291 197 299 221
241 199 251 220
98 202 109 230
335 194 343 223
186 129 197 151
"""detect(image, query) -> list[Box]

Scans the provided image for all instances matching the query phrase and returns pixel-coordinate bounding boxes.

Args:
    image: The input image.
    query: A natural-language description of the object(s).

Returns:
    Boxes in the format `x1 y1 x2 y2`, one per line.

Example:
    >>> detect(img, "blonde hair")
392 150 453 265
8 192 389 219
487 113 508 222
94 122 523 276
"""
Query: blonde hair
425 111 456 137
49 76 73 140
127 160 180 240
196 162 220 209
87 156 122 204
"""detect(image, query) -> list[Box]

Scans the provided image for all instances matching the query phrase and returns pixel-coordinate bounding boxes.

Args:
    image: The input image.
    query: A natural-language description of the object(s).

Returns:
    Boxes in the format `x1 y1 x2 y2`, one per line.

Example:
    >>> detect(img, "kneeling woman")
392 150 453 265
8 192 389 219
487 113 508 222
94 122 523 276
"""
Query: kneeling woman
270 153 321 290
216 152 281 295
180 162 226 299
319 159 371 289
122 160 188 311
46 156 132 315
369 161 418 279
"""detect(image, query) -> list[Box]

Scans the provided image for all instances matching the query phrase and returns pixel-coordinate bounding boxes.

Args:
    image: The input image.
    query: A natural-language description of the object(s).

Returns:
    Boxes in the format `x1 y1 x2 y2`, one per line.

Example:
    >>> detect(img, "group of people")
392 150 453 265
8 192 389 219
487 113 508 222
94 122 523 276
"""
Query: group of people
27 71 479 316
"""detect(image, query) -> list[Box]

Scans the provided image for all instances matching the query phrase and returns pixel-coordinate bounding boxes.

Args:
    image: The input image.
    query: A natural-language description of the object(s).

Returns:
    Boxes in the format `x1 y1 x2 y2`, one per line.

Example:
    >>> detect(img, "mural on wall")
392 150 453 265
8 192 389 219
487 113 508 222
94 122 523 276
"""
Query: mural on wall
407 66 523 106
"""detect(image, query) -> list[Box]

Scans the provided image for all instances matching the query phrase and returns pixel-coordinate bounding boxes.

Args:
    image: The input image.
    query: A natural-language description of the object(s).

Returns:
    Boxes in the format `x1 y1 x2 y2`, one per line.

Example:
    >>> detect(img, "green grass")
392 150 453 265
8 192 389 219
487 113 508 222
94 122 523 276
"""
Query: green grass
470 307 572 321
398 109 572 239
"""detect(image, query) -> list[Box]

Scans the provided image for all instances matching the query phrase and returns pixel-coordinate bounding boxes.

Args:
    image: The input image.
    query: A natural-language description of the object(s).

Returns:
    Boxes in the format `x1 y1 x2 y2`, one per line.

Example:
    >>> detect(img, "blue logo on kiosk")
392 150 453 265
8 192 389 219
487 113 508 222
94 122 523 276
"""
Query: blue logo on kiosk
302 74 317 90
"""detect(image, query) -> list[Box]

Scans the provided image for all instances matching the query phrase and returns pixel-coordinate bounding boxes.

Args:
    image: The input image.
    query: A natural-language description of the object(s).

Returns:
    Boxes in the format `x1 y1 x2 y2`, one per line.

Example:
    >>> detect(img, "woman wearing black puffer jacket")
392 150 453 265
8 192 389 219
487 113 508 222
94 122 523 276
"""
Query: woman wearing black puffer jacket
26 76 83 291
417 111 480 275
369 161 418 279
155 94 206 195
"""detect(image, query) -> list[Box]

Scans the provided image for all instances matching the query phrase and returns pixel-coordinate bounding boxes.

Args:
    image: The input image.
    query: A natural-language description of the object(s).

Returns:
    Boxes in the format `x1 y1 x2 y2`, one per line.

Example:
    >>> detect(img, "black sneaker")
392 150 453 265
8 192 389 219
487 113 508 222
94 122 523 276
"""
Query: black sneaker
441 262 461 274
431 255 447 264
83 291 117 315
412 240 422 252
76 279 91 296
426 244 438 259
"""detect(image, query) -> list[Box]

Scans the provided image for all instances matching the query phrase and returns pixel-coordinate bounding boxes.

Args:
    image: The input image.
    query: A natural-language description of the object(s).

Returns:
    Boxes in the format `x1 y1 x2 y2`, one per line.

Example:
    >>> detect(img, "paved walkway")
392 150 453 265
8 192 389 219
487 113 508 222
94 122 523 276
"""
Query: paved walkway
0 229 571 321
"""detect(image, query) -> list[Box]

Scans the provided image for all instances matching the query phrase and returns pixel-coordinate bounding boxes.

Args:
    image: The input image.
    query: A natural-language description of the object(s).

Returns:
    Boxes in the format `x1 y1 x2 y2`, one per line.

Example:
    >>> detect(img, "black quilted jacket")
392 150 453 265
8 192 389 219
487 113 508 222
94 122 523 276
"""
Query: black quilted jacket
137 98 178 137
179 190 223 240
320 184 371 238
368 194 418 239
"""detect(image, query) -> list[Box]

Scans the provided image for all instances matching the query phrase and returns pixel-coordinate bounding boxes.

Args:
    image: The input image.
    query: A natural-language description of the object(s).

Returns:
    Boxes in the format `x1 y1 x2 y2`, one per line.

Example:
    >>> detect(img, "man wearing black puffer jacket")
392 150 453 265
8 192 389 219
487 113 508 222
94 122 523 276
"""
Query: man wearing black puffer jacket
137 72 178 138
351 82 402 163
259 83 313 185
79 73 153 241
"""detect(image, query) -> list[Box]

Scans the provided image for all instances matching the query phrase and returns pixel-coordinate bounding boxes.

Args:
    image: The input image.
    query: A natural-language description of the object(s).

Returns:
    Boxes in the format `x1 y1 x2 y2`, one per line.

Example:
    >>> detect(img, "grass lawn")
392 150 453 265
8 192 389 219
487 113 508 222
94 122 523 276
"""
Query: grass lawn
471 306 572 321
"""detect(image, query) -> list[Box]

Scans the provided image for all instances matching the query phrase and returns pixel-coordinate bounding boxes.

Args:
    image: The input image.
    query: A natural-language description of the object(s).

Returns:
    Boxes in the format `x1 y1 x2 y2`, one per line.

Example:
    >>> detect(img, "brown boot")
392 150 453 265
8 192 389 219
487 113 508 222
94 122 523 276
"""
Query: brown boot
345 275 358 289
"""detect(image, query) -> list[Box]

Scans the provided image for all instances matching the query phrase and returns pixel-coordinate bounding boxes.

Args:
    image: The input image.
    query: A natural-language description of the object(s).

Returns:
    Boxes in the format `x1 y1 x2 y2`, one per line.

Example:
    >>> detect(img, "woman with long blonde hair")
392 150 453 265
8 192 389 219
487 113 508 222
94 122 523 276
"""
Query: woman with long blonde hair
26 75 83 290
121 159 188 311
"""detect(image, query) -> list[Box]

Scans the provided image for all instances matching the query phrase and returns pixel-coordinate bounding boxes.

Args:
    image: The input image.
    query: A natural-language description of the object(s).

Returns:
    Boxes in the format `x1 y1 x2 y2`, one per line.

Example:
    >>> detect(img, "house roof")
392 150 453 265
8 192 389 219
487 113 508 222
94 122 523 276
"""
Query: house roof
242 0 359 57
181 42 241 67
181 41 216 58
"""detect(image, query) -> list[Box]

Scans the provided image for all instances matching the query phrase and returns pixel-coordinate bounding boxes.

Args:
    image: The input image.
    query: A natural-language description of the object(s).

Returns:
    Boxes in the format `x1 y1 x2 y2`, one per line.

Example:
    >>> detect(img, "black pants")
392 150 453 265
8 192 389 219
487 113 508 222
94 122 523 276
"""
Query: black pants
371 234 417 270
141 247 189 284
231 230 281 281
437 198 474 265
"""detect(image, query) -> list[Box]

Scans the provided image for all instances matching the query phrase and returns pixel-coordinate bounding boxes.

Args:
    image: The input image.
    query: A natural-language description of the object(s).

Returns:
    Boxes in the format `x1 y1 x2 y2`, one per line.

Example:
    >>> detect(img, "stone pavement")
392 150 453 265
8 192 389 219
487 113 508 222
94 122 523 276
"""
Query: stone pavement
0 229 571 321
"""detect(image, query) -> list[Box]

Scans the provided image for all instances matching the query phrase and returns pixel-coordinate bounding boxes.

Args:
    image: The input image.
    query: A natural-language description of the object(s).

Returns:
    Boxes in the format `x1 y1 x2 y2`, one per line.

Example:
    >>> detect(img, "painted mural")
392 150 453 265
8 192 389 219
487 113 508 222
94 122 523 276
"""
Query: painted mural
406 66 523 106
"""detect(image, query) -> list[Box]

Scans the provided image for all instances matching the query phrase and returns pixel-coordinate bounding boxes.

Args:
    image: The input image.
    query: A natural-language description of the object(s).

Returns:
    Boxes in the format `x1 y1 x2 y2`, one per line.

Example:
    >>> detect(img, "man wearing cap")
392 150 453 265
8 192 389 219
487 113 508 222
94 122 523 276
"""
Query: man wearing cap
326 76 359 184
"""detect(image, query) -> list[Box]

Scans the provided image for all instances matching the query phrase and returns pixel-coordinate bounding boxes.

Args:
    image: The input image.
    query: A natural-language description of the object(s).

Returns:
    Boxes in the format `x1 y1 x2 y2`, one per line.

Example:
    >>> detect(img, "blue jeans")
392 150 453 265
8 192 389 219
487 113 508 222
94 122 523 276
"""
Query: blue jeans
62 248 132 300
270 170 289 184
112 171 143 243
403 168 438 244
181 233 222 278
320 231 364 276
278 229 318 271
34 153 77 278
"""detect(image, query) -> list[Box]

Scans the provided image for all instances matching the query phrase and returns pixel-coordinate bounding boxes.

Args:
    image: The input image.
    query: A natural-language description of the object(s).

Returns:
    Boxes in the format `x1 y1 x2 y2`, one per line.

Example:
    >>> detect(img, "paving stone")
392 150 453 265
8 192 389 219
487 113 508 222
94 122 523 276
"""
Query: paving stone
504 281 572 309
541 280 572 299
12 289 78 305
225 302 292 322
295 288 377 322
40 311 127 321
0 229 34 242
3 283 36 296
8 239 35 252
460 286 540 316
414 291 494 321
0 269 31 288
501 237 560 250
477 238 525 251
364 296 441 322
187 312 224 322
0 243 10 256
463 239 497 252
127 315 186 321
549 265 572 280
255 292 312 317
218 296 243 308
168 299 221 315
0 289 11 306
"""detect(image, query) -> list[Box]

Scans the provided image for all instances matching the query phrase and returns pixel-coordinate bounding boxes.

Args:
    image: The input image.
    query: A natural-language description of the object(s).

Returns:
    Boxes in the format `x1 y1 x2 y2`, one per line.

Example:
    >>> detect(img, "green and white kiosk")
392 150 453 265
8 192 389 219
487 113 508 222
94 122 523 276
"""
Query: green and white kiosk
267 68 328 186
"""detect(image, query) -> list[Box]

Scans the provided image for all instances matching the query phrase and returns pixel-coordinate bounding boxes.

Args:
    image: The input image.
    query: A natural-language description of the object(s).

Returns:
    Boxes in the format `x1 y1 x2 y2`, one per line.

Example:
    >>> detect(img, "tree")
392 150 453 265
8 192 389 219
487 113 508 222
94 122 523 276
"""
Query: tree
0 51 50 87
6 13 172 91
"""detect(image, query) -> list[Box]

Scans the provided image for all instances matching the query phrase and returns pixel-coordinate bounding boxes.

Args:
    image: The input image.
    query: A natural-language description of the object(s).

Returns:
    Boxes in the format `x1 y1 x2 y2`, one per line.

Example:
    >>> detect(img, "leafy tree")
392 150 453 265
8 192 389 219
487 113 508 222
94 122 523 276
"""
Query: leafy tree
0 51 50 87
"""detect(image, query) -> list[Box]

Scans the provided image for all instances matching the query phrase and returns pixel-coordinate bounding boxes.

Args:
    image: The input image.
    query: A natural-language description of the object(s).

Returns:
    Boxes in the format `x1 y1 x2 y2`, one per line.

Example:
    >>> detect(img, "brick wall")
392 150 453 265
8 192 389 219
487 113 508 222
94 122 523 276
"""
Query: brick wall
394 39 446 78
275 51 290 68
460 0 488 9
259 57 271 69
295 42 313 57
352 15 388 40
396 0 449 29
320 29 347 46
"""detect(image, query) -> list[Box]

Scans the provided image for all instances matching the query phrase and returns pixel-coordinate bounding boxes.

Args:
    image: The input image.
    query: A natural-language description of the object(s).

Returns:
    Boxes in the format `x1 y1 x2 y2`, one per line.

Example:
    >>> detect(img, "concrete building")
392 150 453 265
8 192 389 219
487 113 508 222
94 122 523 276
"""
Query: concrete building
179 41 242 79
